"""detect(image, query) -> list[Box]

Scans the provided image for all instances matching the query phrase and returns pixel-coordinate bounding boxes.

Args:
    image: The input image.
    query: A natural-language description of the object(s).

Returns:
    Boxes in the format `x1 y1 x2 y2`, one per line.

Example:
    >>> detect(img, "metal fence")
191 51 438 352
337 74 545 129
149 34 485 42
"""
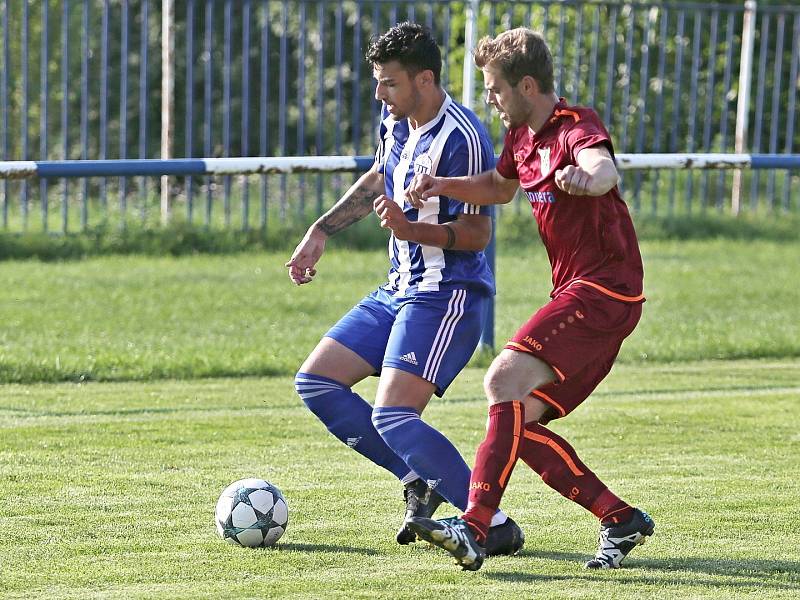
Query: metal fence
0 0 798 232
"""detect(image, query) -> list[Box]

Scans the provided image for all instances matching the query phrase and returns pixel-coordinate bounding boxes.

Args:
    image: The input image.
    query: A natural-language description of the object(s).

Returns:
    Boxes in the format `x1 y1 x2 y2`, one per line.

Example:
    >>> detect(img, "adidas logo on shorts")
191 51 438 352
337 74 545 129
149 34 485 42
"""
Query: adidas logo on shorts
346 437 362 448
399 352 419 366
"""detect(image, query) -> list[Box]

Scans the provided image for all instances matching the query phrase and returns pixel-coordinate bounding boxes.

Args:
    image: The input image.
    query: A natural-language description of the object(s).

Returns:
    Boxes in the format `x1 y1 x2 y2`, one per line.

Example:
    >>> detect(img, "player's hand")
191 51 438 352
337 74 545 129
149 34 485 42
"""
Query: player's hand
374 195 415 241
285 227 327 285
405 174 445 209
554 165 594 196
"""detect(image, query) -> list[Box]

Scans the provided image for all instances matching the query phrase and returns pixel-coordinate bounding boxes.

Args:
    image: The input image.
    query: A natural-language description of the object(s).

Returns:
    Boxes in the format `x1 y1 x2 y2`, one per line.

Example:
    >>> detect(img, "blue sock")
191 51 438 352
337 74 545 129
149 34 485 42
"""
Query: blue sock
295 372 411 481
372 406 471 510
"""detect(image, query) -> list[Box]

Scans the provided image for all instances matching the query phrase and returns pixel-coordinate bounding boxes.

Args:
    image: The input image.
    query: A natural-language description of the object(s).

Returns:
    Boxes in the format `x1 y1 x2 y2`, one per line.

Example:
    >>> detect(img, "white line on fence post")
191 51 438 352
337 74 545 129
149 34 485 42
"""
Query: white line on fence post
161 0 175 225
732 0 757 215
461 0 480 110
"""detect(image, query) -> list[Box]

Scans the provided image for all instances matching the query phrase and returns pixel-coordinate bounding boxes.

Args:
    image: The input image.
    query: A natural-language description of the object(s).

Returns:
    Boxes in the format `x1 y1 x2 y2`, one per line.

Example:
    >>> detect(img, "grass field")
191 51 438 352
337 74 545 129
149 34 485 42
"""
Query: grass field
1 239 799 598
0 240 798 383
1 361 798 598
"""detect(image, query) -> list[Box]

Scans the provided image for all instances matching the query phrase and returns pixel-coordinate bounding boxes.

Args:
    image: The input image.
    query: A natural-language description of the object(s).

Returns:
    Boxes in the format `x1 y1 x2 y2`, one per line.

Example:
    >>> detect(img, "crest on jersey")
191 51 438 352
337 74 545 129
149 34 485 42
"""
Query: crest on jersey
413 153 432 175
537 146 551 177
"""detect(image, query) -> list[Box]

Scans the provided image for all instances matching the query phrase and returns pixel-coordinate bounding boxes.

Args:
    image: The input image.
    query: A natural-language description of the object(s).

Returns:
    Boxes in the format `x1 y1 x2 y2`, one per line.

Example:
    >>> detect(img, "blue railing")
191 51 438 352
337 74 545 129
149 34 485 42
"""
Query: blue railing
2 154 799 180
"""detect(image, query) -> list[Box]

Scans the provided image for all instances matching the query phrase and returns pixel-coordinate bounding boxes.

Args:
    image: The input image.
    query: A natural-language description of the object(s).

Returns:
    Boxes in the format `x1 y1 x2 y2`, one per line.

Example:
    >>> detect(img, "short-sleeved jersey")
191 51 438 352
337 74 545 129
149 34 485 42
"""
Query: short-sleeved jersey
375 93 495 296
496 99 644 301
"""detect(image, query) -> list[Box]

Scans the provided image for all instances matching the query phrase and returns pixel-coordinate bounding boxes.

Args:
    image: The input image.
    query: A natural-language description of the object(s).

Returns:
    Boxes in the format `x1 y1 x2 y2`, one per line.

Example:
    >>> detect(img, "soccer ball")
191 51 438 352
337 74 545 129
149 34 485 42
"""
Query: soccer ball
215 478 289 547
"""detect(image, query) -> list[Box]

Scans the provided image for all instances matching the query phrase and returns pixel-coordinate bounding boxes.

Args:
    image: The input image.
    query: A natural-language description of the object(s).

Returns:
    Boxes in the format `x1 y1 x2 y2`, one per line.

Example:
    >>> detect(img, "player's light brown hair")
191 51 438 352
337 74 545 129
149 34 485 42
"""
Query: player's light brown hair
473 28 554 93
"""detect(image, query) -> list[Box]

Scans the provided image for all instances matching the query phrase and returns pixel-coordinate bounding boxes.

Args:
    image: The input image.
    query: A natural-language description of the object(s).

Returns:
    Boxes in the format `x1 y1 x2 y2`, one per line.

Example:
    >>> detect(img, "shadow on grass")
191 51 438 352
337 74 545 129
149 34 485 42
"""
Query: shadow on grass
486 550 800 592
273 542 380 556
595 384 800 399
0 365 286 385
0 403 299 418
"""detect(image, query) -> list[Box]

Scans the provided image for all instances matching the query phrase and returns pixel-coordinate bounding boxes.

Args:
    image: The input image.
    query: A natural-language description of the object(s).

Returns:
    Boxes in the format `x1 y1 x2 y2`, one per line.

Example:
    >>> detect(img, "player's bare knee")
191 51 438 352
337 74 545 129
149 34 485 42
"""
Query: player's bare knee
297 355 318 376
298 337 374 386
298 342 329 375
482 371 503 404
483 362 517 405
374 367 435 412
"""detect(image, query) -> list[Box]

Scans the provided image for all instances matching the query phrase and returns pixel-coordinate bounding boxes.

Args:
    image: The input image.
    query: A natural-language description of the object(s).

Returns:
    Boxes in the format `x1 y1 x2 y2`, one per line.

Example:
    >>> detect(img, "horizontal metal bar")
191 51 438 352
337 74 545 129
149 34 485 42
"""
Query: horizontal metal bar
0 157 376 179
204 156 375 174
617 153 800 170
750 155 800 170
615 153 753 170
1 154 799 180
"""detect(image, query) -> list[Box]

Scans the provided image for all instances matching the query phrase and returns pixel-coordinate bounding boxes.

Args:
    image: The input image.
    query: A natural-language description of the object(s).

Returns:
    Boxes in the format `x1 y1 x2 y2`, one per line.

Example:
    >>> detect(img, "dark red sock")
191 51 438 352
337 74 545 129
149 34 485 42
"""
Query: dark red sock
519 422 634 524
462 401 525 543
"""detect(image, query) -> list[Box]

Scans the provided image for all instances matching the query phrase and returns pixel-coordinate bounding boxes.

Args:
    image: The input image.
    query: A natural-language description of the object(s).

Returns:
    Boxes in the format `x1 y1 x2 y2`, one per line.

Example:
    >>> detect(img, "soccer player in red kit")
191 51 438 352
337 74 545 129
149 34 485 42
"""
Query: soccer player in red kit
405 28 654 571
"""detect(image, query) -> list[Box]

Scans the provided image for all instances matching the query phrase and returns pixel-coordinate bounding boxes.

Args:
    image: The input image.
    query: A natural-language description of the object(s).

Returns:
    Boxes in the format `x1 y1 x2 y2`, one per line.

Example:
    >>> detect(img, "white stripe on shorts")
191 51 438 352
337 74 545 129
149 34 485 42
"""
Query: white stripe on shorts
423 289 467 382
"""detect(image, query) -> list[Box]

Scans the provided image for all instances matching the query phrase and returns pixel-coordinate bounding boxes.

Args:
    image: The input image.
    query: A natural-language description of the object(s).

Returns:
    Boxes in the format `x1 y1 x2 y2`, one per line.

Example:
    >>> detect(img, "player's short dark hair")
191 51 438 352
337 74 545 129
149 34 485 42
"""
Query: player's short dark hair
474 28 554 93
366 22 442 85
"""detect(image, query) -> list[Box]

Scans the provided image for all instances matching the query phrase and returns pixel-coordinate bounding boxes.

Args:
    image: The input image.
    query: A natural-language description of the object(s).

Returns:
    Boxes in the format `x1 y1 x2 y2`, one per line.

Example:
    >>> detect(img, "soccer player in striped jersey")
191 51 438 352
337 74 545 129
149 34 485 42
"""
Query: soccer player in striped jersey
406 28 654 571
286 22 523 556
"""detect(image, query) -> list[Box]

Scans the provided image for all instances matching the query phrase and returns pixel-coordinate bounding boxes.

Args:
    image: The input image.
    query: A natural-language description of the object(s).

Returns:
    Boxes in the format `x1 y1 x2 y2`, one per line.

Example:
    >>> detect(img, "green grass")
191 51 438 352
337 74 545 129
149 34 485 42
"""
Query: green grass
1 238 798 597
0 239 798 383
0 360 798 598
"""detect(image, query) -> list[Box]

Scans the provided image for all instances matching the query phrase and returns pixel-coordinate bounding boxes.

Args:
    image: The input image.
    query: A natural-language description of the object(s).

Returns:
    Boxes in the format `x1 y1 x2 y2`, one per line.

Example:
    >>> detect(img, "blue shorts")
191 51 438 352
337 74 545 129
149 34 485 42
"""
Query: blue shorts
325 287 489 397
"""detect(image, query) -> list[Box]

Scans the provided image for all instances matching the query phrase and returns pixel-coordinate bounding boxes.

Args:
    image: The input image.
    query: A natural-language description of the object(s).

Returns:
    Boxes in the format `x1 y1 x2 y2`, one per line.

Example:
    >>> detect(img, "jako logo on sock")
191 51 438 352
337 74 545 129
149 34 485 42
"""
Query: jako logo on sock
469 481 491 491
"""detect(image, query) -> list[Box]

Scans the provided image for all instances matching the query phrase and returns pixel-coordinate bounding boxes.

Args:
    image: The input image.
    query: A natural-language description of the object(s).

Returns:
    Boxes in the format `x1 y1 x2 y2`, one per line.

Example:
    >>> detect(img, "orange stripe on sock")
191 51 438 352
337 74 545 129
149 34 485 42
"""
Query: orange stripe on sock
530 389 566 417
498 401 523 488
523 430 585 476
599 505 630 523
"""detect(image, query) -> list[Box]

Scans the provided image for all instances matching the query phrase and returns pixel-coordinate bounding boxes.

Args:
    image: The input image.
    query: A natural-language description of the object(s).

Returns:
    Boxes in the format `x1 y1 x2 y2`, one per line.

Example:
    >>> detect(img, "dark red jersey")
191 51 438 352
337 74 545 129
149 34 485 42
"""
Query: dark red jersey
496 100 644 302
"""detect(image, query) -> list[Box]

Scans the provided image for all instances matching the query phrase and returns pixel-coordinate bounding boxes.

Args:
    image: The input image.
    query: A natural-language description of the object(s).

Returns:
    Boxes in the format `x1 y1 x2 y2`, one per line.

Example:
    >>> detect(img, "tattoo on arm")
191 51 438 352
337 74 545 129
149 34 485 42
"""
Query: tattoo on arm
316 184 378 236
442 224 456 249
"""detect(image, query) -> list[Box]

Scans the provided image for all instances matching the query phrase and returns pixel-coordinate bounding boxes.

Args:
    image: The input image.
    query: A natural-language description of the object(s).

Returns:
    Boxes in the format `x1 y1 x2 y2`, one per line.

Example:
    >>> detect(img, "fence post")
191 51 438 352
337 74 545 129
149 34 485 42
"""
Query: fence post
462 0 480 110
732 0 757 215
462 0 495 351
161 0 175 224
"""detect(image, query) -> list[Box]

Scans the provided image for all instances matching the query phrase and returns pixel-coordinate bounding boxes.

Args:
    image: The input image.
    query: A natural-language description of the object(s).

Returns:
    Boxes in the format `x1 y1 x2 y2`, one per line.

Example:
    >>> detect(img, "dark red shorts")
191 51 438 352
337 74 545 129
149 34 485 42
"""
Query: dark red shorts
505 283 642 422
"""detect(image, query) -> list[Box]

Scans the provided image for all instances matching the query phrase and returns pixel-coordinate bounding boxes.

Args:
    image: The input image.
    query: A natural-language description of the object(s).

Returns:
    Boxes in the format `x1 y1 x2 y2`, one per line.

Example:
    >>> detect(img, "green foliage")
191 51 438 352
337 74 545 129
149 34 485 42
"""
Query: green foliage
0 216 390 261
496 209 800 246
2 1 799 163
0 360 798 597
1 204 798 262
632 213 800 241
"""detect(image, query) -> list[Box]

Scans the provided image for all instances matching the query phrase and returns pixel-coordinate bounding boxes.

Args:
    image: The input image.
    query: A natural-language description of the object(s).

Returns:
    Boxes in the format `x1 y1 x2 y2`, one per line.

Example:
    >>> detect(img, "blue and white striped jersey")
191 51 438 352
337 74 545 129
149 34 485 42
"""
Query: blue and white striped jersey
375 93 495 296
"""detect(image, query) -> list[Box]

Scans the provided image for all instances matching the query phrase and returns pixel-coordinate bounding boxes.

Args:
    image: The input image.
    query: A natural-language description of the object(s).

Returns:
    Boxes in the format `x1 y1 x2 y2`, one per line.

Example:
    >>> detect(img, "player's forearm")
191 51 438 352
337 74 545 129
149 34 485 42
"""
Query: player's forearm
586 161 620 196
589 161 619 196
313 171 382 236
577 153 620 196
403 221 490 251
436 171 515 206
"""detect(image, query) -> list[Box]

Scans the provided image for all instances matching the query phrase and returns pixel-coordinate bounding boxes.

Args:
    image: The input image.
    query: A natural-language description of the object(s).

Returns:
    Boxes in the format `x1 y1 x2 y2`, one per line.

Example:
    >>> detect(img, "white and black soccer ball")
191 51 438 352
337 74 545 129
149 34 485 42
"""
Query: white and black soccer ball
215 478 289 547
